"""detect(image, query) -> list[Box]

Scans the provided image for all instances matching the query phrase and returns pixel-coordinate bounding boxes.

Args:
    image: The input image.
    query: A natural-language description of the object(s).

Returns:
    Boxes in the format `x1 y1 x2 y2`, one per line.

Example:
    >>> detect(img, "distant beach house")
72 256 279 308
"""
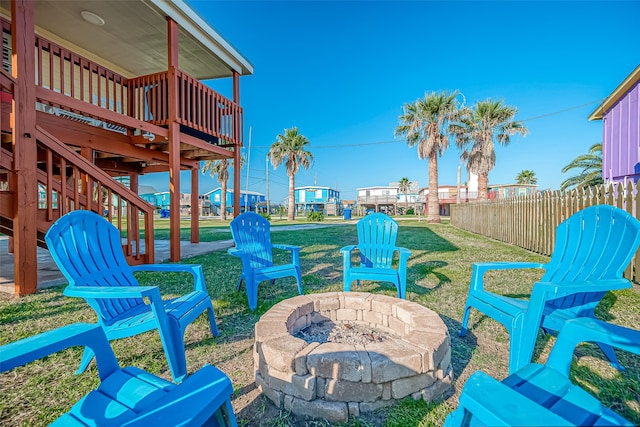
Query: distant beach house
589 64 640 184
138 185 159 208
417 174 478 217
293 186 341 215
357 182 419 215
487 183 537 200
358 174 537 217
341 200 356 209
357 184 399 215
204 188 265 215
154 191 192 215
419 186 474 217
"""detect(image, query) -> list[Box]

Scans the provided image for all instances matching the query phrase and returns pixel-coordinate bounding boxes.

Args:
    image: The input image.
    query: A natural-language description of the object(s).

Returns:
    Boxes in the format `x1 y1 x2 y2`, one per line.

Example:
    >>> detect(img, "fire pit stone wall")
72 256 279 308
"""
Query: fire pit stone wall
254 292 452 423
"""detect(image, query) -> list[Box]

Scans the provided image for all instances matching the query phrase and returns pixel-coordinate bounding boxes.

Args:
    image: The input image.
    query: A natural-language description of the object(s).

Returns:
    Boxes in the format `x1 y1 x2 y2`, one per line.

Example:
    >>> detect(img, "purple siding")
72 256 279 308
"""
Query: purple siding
603 82 640 183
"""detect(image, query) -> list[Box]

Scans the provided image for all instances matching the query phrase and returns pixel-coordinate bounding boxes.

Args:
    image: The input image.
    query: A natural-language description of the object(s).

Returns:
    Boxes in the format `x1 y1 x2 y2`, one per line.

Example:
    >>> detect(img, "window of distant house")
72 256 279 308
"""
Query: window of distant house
383 190 389 196
315 190 322 198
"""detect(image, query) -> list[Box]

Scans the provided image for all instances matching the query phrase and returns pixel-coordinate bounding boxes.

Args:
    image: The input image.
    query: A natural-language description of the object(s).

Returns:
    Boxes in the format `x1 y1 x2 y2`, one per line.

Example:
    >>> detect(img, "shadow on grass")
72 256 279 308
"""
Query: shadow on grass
594 291 618 321
407 260 450 296
570 357 640 425
440 314 476 380
397 226 459 253
151 226 232 242
0 286 90 325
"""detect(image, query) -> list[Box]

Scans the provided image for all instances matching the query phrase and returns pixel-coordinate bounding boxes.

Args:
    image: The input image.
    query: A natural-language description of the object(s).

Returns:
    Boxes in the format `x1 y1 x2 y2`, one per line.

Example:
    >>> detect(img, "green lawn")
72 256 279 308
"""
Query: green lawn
1 221 638 426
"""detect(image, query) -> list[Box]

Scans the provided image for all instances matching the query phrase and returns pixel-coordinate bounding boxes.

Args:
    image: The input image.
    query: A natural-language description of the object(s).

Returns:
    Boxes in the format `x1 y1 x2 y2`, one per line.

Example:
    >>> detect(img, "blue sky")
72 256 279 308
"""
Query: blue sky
140 1 640 204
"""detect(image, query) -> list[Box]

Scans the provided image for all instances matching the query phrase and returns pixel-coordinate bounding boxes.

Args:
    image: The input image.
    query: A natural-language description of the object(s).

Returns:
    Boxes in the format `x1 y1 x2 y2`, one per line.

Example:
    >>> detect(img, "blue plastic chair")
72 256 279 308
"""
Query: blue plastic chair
45 210 219 383
340 213 411 299
228 212 303 311
459 205 640 374
445 317 639 427
0 323 237 426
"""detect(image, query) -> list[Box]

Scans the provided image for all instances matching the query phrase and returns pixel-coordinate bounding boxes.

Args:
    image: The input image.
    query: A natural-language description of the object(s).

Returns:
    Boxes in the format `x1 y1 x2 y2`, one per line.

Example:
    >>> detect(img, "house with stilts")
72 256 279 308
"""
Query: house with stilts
0 0 253 295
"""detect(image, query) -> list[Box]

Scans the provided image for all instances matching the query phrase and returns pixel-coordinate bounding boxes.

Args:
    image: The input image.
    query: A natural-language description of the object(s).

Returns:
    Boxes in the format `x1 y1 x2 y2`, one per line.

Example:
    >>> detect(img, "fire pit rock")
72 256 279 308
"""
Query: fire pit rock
254 292 453 423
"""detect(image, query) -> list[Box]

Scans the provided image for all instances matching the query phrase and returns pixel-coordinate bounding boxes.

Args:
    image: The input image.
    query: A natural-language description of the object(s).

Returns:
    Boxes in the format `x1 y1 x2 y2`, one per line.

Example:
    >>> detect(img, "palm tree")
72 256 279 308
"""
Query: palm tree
560 143 603 192
395 90 461 223
515 169 537 185
201 153 244 220
452 99 528 200
398 177 411 214
269 127 313 221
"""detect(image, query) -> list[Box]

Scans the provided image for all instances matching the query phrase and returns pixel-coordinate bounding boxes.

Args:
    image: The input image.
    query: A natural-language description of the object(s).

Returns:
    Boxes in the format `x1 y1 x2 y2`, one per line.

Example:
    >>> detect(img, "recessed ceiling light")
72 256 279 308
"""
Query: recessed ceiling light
80 11 105 26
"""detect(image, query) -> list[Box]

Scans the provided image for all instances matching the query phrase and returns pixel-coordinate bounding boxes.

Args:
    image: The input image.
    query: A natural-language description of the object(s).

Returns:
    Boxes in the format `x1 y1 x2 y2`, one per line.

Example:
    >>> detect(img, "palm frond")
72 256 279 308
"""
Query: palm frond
560 143 603 191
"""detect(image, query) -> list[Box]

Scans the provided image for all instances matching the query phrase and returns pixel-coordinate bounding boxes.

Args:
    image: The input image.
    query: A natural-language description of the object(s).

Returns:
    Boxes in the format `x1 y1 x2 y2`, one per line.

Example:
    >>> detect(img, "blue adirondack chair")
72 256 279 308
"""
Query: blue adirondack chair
341 213 411 299
228 212 303 311
1 323 237 426
459 205 640 374
45 210 219 383
445 317 639 427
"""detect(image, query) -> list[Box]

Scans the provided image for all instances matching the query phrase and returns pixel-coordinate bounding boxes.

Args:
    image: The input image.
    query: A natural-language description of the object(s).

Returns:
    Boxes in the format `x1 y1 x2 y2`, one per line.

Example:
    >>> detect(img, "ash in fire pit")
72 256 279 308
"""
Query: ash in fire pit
294 319 392 345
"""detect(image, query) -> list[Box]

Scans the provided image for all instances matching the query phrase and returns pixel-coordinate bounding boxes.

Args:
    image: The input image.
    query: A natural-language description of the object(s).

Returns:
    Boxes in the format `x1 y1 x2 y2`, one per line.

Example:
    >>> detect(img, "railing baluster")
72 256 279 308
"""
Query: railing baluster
59 158 67 214
116 194 123 251
107 188 113 222
57 45 62 94
71 166 78 211
46 149 53 221
36 39 43 88
47 43 54 91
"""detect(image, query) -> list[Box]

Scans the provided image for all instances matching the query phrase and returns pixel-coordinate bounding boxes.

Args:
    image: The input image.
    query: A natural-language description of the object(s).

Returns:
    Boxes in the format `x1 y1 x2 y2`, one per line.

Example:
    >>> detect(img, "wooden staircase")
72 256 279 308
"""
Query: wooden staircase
1 68 155 266
0 127 156 264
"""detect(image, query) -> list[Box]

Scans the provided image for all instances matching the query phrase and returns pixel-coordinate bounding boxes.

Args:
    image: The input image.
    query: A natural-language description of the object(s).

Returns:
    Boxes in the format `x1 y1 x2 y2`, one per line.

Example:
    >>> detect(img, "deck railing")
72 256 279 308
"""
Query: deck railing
2 16 242 146
128 69 243 145
33 33 129 116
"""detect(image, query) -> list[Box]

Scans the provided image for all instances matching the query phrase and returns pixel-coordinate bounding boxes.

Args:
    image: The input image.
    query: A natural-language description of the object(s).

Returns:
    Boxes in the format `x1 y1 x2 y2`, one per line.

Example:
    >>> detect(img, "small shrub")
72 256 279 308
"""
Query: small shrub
406 207 415 215
260 212 271 221
306 211 324 222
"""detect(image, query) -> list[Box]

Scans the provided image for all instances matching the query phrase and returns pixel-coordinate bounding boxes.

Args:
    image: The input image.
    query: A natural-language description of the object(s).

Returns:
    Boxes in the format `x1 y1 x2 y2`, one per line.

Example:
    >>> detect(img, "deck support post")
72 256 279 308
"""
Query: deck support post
167 17 181 262
191 167 199 243
233 70 241 218
11 0 37 295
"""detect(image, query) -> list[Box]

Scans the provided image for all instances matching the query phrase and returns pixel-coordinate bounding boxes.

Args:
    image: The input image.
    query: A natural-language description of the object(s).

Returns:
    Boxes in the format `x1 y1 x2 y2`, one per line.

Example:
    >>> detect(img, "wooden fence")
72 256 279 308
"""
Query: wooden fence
450 182 639 282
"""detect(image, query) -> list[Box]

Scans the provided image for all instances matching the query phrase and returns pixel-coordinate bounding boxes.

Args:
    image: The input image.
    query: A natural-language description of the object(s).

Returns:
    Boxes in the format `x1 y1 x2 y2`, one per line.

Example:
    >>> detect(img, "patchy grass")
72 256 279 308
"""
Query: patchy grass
1 221 638 426
384 398 455 427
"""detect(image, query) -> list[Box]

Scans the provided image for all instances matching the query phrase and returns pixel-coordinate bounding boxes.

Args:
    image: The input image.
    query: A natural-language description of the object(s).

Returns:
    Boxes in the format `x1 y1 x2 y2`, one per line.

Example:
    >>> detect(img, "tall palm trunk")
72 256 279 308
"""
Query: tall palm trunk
427 154 440 223
404 190 408 214
477 173 488 201
288 174 295 221
221 180 227 220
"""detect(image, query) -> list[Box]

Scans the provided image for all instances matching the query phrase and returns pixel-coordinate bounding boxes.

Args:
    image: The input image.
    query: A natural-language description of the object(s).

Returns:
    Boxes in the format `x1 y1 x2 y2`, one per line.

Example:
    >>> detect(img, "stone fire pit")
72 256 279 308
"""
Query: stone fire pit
254 292 452 422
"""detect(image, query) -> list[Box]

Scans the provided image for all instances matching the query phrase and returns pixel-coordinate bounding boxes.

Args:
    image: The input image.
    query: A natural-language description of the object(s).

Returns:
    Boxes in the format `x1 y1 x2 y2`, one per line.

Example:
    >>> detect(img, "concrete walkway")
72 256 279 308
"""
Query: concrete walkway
0 237 234 294
0 222 352 295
